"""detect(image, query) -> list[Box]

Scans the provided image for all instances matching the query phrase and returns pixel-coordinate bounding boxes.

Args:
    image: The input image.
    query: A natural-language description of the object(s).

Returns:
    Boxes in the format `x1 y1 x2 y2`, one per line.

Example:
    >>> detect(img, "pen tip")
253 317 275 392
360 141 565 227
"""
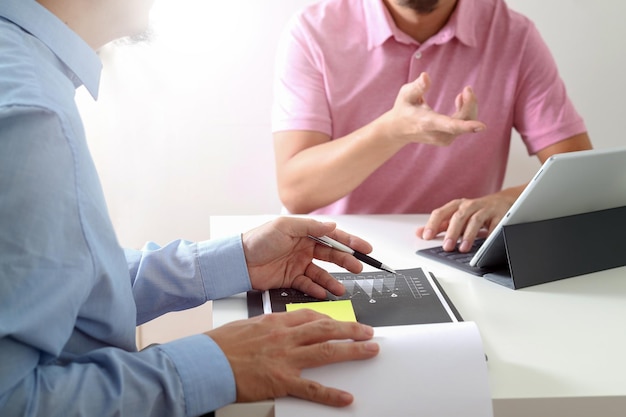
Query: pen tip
383 265 397 274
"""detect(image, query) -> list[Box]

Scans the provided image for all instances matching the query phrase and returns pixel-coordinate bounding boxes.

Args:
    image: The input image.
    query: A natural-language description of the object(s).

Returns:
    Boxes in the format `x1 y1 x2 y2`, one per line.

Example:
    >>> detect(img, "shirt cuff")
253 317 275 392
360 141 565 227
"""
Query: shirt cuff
158 334 236 415
196 235 252 300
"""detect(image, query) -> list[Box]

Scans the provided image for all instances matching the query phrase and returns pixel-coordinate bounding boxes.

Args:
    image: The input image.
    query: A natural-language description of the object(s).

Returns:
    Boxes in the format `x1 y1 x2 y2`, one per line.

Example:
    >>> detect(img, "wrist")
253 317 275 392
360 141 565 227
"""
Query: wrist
498 184 526 205
371 111 412 149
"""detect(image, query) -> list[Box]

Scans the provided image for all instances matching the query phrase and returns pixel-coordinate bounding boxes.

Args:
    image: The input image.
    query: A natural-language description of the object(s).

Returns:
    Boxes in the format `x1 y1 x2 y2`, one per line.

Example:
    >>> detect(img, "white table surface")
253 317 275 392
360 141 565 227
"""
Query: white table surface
210 214 626 417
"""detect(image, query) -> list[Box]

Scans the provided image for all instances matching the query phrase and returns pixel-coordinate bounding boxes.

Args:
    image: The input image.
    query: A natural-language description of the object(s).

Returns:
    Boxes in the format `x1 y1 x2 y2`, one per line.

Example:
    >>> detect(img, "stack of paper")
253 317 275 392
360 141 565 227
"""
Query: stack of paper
275 321 493 417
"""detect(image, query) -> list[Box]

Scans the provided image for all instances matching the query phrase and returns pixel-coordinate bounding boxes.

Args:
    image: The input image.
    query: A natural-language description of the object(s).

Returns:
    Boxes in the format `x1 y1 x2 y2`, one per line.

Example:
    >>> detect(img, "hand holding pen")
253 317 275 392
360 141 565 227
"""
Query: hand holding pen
308 235 397 274
242 217 382 299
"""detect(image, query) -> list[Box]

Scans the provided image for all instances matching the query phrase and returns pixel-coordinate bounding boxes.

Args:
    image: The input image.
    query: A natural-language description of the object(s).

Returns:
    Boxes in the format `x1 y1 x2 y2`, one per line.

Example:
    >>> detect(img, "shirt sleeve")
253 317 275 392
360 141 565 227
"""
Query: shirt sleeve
122 236 251 413
0 107 240 416
271 13 333 136
0 334 236 416
126 235 252 325
513 21 587 154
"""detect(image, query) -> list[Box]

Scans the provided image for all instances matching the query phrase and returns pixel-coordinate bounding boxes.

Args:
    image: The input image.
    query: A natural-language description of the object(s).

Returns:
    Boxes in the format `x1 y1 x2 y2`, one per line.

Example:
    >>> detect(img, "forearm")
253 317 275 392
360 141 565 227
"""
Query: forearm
276 117 407 213
0 335 234 417
275 73 485 214
127 236 251 325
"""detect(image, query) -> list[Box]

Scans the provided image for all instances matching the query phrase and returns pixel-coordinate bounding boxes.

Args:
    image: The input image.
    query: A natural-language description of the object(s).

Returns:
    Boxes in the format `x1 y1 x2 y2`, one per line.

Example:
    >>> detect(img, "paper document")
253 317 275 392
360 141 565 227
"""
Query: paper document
275 321 493 417
261 268 460 326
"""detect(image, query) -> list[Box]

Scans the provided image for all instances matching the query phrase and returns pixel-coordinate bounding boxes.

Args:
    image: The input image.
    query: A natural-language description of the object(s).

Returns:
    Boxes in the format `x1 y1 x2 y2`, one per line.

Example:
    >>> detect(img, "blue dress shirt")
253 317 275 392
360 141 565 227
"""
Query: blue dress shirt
0 1 251 415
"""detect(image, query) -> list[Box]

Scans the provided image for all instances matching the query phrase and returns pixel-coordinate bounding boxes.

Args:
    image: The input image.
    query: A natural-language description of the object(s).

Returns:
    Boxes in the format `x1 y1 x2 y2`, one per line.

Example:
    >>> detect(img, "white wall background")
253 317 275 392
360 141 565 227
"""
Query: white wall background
77 0 626 249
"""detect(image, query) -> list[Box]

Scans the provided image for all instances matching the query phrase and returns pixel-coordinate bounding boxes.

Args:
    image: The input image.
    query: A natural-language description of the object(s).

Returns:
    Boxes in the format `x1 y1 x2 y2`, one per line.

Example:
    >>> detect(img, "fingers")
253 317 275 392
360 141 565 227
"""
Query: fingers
284 318 378 406
390 74 486 147
307 220 375 275
288 379 355 407
257 311 378 361
452 86 485 133
255 307 333 328
419 200 459 242
287 334 380 407
409 76 484 134
420 196 511 252
453 86 479 121
325 225 373 255
427 83 486 138
288 217 373 256
430 111 485 137
443 199 486 252
290 263 347 298
291 313 376 345
245 216 377 296
211 310 379 406
259 309 376 348
419 199 482 252
416 221 448 240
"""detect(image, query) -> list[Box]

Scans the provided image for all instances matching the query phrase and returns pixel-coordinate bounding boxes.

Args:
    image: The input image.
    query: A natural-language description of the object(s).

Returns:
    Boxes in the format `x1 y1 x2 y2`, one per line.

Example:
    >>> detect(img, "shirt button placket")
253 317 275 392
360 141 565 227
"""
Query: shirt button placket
408 49 424 81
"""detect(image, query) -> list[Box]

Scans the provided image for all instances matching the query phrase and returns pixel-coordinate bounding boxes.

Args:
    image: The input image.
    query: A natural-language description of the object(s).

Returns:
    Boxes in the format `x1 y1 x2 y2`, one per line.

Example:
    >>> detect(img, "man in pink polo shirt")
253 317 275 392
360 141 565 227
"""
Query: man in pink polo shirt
272 0 592 252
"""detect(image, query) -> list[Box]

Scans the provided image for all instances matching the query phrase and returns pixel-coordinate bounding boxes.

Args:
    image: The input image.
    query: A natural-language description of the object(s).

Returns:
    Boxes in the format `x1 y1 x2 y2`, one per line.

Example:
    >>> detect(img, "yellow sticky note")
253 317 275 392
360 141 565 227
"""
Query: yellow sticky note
286 299 357 322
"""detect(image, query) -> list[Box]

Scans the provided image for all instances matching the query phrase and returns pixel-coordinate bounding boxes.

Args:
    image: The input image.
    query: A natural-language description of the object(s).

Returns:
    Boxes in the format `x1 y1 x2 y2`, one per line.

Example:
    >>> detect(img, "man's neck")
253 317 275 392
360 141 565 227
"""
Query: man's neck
383 0 458 43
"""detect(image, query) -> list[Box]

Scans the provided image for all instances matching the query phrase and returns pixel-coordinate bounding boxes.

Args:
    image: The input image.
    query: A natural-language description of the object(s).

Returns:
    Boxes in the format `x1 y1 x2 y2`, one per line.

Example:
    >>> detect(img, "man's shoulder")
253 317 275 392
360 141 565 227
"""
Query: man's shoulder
0 23 69 112
465 0 538 44
294 0 364 31
475 0 535 29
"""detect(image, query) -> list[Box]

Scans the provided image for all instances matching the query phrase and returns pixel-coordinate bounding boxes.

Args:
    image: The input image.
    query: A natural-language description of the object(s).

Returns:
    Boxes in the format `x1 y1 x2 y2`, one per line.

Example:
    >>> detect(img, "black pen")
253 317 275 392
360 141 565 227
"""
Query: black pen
308 235 397 274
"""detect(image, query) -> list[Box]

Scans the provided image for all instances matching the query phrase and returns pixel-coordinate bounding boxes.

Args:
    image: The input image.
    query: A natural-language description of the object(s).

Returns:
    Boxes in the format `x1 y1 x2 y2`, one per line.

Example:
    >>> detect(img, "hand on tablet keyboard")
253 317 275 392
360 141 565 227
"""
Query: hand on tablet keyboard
416 189 521 252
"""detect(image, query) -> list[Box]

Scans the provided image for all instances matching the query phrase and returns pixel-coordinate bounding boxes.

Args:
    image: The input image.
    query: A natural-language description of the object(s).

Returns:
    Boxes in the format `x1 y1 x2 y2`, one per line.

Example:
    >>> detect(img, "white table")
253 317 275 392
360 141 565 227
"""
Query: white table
210 214 626 417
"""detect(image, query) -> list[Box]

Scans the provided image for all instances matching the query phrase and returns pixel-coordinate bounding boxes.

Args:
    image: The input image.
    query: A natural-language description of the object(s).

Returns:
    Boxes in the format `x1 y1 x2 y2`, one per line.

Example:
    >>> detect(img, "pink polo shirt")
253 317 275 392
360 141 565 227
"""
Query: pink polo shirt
272 0 587 214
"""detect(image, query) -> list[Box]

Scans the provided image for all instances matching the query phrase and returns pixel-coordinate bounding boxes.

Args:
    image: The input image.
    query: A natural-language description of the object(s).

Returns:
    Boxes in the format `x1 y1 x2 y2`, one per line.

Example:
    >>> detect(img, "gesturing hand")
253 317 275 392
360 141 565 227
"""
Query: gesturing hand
385 72 486 147
206 309 379 407
242 216 373 299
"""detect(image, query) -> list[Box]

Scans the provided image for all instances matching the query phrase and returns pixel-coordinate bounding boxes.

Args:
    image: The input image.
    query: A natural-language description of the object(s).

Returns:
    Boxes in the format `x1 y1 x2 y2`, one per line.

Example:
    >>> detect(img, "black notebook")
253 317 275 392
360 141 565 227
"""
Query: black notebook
247 267 462 327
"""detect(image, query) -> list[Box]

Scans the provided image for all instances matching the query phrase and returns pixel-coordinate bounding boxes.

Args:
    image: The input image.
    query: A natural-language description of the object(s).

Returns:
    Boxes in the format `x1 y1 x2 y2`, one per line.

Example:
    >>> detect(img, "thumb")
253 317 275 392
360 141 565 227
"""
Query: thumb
404 72 431 106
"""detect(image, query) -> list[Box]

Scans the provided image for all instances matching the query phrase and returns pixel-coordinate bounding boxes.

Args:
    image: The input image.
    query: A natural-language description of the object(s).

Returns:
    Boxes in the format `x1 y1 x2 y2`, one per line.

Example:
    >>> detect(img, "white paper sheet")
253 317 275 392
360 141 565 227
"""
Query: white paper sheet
275 321 493 417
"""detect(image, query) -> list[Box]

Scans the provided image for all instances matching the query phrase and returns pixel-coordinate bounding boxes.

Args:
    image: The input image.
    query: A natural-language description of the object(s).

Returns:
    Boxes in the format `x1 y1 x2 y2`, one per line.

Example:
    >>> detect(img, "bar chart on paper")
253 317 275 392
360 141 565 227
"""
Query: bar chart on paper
261 268 460 327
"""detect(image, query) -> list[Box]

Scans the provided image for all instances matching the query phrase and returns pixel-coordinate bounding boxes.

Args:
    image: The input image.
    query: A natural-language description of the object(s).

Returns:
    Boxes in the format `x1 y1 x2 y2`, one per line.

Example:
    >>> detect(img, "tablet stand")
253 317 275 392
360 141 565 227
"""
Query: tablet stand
499 205 626 289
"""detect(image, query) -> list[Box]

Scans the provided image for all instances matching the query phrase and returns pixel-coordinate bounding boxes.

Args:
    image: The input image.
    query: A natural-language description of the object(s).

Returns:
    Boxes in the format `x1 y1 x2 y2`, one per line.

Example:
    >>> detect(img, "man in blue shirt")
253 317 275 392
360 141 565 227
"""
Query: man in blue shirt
0 1 380 416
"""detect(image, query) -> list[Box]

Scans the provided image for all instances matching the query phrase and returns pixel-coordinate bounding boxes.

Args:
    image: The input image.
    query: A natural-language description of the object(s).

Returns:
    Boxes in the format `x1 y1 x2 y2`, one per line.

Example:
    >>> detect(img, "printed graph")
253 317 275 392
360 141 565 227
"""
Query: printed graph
328 270 432 303
268 268 457 327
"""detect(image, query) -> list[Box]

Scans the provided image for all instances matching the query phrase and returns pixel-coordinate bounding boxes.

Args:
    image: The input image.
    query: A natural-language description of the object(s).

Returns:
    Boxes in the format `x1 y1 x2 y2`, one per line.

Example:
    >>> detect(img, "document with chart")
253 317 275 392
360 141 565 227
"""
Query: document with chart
257 268 493 417
257 267 462 326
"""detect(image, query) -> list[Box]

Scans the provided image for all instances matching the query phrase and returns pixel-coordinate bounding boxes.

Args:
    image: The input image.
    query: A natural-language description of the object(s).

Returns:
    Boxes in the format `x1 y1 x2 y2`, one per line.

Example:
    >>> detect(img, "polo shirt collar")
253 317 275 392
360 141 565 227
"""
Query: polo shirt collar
0 0 102 99
444 0 478 48
365 0 478 49
365 0 406 48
